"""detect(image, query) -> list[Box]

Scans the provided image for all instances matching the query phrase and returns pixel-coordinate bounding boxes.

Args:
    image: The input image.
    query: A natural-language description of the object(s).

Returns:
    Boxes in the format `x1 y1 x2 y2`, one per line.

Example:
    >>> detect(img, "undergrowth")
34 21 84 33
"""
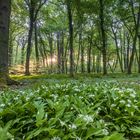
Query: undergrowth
0 80 140 139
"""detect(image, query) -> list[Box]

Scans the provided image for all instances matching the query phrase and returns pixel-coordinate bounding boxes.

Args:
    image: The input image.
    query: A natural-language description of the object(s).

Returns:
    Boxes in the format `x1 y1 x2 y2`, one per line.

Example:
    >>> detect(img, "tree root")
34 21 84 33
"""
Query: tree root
0 74 19 88
7 78 19 85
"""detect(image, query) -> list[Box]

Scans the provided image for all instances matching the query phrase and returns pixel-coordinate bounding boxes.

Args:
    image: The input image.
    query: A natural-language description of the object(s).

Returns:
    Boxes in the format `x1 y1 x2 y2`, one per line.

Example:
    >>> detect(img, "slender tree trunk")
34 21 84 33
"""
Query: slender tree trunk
15 42 19 64
67 0 74 77
126 34 130 72
61 31 65 73
136 11 140 73
76 31 81 73
128 3 140 74
96 53 101 73
92 49 96 72
39 46 45 68
81 44 84 73
87 40 92 73
25 8 34 75
111 27 124 72
24 0 47 75
138 36 140 73
34 21 39 71
20 39 26 72
21 44 25 65
57 32 61 73
123 31 127 72
64 37 69 74
48 33 53 73
39 33 48 68
120 31 124 73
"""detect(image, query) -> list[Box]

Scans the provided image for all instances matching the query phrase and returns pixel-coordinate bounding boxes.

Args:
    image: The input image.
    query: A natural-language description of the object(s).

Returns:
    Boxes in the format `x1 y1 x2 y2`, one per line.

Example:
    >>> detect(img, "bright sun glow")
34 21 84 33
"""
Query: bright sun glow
47 56 57 64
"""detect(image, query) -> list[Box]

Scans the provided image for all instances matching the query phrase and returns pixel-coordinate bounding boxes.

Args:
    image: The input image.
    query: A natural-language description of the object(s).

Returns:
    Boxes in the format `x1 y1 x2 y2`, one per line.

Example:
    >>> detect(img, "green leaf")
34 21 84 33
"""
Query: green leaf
26 127 49 140
34 101 45 127
0 121 14 140
85 128 102 139
102 132 125 140
131 127 140 134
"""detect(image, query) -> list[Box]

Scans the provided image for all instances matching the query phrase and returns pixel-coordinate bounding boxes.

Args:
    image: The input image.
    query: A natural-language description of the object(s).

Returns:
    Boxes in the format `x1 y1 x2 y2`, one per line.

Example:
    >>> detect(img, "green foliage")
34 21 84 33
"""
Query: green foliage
0 121 14 140
103 132 125 140
0 80 140 139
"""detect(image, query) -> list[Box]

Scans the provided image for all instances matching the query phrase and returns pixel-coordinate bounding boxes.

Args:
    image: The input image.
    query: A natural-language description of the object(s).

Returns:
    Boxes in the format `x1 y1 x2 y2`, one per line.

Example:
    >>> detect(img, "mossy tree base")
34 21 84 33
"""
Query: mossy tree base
0 73 19 88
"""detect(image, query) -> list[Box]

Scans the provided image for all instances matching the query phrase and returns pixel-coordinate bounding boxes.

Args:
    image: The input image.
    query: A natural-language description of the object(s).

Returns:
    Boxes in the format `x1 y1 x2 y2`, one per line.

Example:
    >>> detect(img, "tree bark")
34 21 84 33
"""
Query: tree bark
76 31 81 73
57 32 61 73
128 2 140 74
138 36 140 73
20 38 26 72
61 31 65 73
48 33 53 73
9 31 14 66
0 0 11 86
99 0 107 75
111 26 124 72
87 38 92 73
67 0 74 77
25 0 47 75
25 2 34 75
34 21 39 71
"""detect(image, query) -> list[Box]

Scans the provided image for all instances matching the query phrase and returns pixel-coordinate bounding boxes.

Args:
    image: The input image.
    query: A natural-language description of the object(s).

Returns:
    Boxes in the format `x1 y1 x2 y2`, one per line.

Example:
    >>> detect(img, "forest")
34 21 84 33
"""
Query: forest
0 0 140 139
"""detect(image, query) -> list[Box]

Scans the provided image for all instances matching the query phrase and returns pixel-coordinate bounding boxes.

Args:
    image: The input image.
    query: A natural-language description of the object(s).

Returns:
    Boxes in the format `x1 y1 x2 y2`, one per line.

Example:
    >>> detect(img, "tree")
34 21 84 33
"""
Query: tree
128 1 140 74
66 0 74 77
25 0 47 75
99 0 107 75
6 0 140 75
0 0 11 86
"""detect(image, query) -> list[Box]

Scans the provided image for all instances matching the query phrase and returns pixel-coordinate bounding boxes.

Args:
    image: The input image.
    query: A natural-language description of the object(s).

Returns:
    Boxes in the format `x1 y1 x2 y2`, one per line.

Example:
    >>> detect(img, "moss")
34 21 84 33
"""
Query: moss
0 77 7 88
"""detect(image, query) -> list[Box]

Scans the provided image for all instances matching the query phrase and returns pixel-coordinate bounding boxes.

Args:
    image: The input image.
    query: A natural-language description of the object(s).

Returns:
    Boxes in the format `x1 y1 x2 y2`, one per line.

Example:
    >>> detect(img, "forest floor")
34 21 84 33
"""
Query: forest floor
1 73 140 139
11 73 140 91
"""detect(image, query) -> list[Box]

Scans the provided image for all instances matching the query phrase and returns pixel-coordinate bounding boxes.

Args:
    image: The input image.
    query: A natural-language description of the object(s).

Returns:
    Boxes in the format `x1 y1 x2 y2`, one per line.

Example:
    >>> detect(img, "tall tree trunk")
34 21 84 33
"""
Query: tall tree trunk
57 32 61 73
128 2 140 74
120 31 124 73
123 31 127 72
81 44 84 73
61 31 65 73
15 42 19 64
0 0 11 85
87 40 92 73
48 33 53 73
99 0 107 75
34 21 39 71
126 34 130 72
24 0 47 75
76 31 81 73
92 49 96 72
111 27 124 72
96 53 101 73
25 7 34 75
21 43 26 65
138 35 140 73
64 37 69 74
20 39 26 72
67 0 74 77
39 33 48 68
